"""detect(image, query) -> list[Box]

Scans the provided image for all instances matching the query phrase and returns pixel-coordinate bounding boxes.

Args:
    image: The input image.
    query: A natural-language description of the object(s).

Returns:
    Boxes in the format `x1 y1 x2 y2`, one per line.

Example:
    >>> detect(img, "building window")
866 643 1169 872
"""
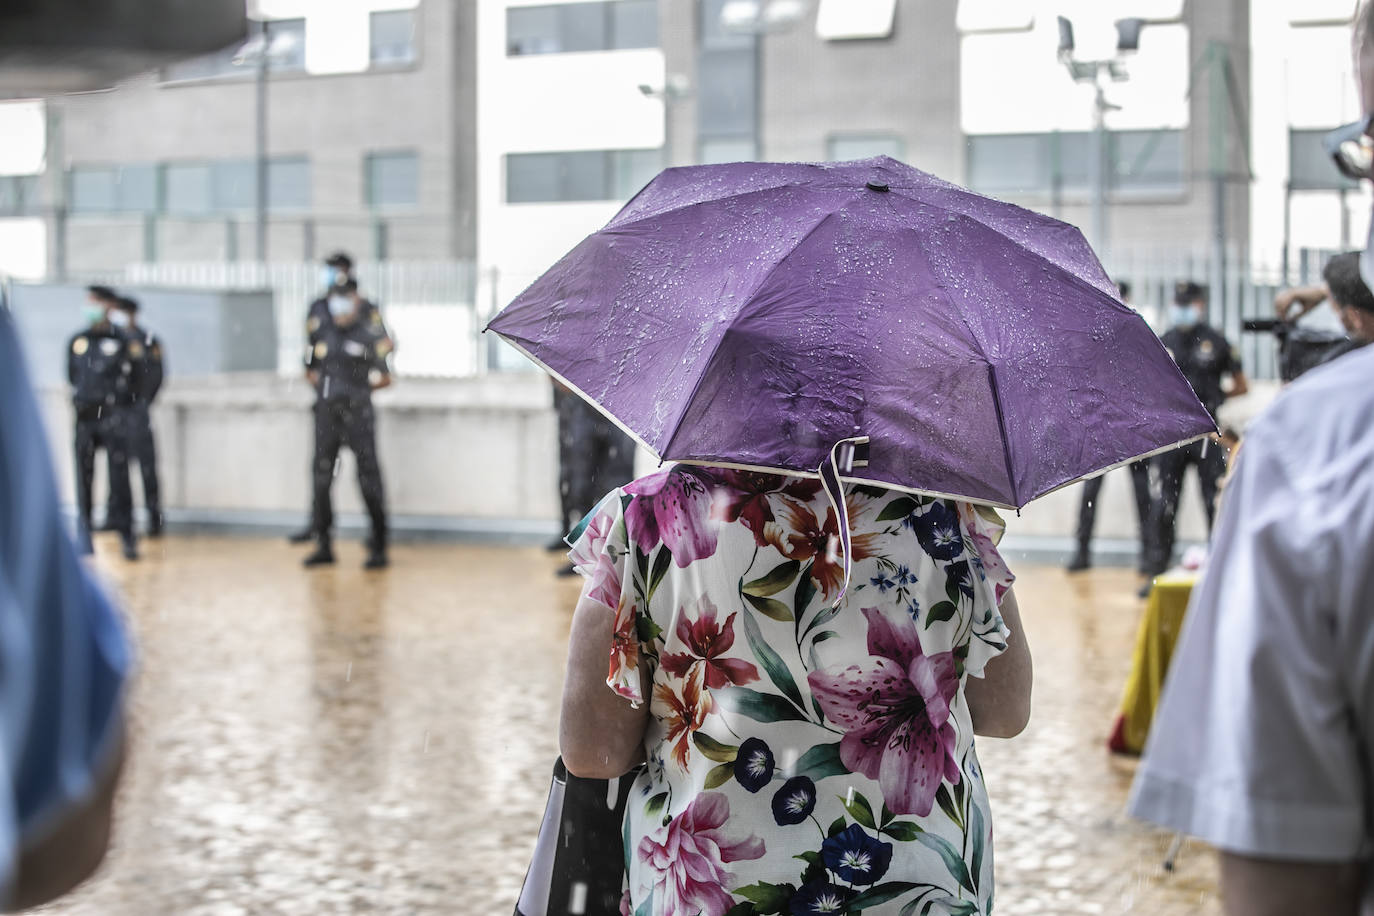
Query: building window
507 1 658 55
506 148 663 203
966 130 1183 198
269 157 312 210
1290 128 1358 191
699 137 757 164
371 9 417 66
69 164 159 213
156 158 311 213
366 151 419 209
827 133 905 162
268 19 307 72
0 176 40 216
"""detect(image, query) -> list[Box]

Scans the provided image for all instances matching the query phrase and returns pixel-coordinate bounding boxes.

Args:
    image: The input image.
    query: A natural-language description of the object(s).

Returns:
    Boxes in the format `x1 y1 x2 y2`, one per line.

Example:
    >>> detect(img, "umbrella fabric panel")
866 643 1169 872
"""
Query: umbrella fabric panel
493 184 856 451
667 200 1022 504
912 210 1214 503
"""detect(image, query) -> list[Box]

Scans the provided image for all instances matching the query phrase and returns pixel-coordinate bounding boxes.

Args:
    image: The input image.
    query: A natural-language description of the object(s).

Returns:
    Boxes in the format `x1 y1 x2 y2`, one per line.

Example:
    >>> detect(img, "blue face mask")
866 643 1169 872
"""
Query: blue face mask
327 295 353 318
321 267 344 289
83 305 105 326
108 310 130 329
1170 304 1199 329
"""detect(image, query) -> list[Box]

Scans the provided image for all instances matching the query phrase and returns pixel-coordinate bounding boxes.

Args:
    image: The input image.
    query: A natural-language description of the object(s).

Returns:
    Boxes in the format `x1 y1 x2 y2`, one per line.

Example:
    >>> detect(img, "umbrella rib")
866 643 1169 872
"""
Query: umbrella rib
984 364 1021 508
660 207 847 459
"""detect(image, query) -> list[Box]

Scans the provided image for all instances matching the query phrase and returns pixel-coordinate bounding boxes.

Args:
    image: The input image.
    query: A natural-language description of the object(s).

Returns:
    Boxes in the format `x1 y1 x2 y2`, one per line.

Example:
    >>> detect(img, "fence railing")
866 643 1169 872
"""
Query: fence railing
68 246 1348 381
119 260 479 377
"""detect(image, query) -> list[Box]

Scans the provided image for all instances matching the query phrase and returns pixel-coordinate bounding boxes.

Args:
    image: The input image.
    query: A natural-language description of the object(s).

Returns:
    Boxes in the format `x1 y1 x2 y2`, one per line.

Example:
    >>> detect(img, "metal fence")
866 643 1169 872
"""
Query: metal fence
118 260 479 377
1105 245 1345 383
53 245 1346 381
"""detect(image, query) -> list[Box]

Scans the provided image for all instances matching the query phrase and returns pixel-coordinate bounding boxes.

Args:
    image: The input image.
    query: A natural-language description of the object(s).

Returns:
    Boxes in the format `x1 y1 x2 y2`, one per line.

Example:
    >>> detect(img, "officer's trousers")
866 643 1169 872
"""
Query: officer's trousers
1144 439 1227 575
1074 459 1153 565
106 403 159 523
311 397 387 544
74 406 134 538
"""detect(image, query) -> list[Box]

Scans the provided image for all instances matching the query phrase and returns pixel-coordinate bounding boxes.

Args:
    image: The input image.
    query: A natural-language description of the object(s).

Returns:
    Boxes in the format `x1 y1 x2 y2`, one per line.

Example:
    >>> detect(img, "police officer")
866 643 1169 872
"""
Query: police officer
1142 282 1249 583
552 383 637 575
302 278 393 569
288 251 388 544
103 296 164 537
68 286 140 560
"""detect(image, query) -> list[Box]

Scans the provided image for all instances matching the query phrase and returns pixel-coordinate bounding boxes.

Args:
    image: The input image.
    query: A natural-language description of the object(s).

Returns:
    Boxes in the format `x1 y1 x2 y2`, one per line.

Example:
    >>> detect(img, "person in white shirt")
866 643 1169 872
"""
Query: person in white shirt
1128 10 1374 911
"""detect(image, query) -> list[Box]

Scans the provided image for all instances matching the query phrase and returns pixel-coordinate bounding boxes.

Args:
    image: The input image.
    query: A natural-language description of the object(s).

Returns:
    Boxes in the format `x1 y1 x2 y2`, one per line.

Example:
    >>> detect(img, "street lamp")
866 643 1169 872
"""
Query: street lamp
638 74 692 167
231 21 299 263
1057 15 1145 261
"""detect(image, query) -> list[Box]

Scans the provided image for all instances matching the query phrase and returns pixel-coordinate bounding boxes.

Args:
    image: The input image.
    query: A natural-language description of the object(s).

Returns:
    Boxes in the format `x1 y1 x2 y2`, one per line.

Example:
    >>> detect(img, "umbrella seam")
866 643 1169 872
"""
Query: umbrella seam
984 364 1021 508
660 206 853 459
605 179 816 234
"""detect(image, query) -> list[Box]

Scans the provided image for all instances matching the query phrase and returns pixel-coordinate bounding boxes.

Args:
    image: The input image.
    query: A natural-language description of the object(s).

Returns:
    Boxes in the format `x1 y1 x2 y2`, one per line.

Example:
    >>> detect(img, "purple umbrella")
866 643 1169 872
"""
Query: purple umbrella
487 156 1214 511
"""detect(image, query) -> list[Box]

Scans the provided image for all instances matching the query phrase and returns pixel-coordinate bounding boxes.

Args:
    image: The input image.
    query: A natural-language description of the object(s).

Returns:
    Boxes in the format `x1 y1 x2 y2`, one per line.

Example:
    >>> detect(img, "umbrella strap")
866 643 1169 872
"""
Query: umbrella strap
819 436 871 609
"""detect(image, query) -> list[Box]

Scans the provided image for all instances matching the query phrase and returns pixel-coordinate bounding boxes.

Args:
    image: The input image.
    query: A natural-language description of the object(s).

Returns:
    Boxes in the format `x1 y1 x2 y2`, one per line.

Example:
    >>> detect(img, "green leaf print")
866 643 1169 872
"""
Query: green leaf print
969 799 986 894
842 790 877 829
644 792 668 820
692 733 738 763
742 559 801 596
847 882 923 910
734 882 795 914
723 902 759 916
875 495 920 522
925 601 957 629
740 606 806 709
914 831 975 892
882 821 922 842
794 563 818 617
793 743 847 782
934 784 962 828
647 546 671 601
744 592 794 622
716 688 809 723
704 761 735 789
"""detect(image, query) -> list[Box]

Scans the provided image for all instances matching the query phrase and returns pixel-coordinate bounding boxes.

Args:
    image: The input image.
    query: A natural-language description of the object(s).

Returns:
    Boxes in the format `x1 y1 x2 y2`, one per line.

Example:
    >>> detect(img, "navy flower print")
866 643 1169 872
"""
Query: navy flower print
771 776 817 826
911 501 964 561
735 738 775 793
820 824 893 885
790 880 853 914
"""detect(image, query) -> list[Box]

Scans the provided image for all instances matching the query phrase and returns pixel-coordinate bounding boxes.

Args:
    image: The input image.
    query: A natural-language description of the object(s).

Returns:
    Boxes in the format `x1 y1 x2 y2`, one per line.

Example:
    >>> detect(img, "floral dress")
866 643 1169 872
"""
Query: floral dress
568 466 1017 916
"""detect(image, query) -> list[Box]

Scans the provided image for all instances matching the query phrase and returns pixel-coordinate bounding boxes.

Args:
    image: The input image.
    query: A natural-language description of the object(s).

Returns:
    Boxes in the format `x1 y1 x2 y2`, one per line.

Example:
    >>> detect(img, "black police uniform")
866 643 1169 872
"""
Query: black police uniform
68 323 140 556
555 386 636 535
305 304 392 563
105 323 163 534
1069 459 1152 571
290 293 388 543
1143 322 1238 575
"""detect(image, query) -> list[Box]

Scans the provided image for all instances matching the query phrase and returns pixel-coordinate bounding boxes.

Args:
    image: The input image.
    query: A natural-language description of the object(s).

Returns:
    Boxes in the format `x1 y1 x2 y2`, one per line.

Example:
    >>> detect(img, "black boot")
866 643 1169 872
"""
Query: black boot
303 537 335 567
147 510 164 538
287 527 315 545
1065 546 1091 573
364 531 388 570
121 532 139 561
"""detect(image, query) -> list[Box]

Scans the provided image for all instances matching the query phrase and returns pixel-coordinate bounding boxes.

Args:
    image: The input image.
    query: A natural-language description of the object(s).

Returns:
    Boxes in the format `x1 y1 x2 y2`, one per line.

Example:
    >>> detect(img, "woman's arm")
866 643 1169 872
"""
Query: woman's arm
965 587 1033 738
559 592 651 779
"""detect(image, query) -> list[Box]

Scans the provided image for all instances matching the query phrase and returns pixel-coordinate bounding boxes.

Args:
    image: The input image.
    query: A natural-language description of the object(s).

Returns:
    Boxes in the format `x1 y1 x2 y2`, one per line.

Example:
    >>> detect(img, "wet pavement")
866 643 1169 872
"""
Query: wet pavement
40 536 1220 915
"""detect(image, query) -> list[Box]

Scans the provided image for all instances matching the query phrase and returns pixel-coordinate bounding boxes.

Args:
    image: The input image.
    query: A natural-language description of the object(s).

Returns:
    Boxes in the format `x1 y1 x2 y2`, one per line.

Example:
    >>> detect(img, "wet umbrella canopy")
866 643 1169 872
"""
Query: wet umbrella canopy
487 156 1215 510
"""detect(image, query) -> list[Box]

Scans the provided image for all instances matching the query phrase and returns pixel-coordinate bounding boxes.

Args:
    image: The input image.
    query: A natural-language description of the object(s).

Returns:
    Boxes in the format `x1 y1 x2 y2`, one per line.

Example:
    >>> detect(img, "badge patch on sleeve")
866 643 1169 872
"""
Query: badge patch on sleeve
72 337 89 355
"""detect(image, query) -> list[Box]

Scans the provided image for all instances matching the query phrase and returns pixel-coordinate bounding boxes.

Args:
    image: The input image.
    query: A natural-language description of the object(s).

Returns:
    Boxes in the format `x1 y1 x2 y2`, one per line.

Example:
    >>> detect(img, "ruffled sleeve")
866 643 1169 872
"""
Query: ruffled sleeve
567 490 646 706
957 502 1017 678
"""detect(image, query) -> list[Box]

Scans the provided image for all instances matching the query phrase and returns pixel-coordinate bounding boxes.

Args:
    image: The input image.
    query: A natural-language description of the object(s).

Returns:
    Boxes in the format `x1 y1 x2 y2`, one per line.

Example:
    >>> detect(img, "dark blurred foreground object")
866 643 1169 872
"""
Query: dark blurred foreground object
1241 319 1349 382
0 309 131 908
0 0 246 98
515 758 638 916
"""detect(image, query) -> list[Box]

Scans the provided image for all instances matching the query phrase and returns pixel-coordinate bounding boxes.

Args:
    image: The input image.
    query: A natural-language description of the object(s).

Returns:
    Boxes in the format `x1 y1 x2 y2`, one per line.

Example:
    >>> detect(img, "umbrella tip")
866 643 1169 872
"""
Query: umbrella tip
865 179 890 192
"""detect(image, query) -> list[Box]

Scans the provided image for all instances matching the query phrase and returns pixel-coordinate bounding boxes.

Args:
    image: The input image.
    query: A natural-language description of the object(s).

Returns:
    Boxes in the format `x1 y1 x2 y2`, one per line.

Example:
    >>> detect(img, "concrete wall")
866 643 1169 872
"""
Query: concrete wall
36 373 561 535
30 370 1213 556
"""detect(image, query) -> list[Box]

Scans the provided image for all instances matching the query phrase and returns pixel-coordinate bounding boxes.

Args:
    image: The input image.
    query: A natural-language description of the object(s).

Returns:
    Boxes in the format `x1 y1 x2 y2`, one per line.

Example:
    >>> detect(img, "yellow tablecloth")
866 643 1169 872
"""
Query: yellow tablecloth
1108 572 1197 755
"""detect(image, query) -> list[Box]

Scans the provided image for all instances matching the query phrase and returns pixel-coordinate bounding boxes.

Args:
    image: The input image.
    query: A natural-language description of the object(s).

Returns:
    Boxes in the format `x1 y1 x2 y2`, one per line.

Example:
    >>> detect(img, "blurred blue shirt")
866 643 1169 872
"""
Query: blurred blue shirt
0 308 130 899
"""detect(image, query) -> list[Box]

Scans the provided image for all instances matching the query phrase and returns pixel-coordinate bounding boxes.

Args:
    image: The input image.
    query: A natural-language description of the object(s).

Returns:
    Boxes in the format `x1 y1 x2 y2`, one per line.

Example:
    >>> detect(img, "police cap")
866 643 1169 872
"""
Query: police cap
1174 281 1208 306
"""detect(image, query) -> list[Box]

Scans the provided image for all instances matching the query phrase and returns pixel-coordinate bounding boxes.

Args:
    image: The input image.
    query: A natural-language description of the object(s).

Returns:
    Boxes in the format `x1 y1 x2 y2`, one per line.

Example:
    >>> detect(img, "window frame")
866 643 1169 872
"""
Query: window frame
364 150 421 211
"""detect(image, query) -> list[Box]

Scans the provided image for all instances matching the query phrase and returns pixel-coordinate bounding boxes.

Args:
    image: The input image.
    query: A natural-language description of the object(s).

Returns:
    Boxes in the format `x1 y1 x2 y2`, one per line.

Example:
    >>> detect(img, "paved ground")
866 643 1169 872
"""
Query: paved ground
38 535 1221 915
